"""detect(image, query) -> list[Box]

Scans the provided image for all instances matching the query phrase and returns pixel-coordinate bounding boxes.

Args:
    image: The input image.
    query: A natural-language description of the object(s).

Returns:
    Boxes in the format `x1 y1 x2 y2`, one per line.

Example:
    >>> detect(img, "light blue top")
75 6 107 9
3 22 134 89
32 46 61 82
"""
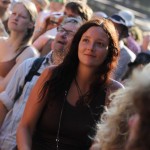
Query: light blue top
0 52 53 150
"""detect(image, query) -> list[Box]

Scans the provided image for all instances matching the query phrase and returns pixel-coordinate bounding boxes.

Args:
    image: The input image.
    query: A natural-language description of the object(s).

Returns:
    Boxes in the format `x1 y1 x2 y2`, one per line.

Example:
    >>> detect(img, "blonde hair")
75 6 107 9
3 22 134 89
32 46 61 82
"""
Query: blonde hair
13 0 37 24
93 63 150 150
12 0 38 47
94 88 134 150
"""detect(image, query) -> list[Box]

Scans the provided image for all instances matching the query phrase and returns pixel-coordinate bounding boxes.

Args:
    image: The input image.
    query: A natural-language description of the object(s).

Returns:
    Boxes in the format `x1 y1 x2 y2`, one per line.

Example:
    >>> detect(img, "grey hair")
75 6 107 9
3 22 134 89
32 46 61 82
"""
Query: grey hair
61 16 83 26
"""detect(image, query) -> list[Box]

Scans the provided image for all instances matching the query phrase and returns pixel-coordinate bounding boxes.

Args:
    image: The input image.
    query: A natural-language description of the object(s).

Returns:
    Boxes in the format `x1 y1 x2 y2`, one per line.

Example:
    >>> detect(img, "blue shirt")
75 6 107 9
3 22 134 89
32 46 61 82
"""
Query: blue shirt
0 52 53 150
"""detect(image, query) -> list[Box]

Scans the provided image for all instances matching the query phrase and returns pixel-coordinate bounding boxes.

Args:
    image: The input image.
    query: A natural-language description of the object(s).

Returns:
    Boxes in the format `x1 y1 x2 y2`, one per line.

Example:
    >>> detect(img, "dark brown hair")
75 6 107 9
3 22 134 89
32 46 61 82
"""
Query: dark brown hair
41 18 119 105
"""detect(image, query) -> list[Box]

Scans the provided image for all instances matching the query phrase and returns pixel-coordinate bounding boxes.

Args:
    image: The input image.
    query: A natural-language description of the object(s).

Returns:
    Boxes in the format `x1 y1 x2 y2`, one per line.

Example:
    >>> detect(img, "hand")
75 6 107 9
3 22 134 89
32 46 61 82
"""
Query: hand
46 12 64 31
36 11 64 31
35 11 52 30
33 11 64 42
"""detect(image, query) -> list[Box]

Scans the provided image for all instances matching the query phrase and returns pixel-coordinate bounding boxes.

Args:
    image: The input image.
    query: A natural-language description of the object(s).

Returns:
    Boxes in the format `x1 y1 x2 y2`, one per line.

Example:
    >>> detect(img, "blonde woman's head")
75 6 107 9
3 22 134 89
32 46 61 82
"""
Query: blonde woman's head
92 63 150 150
10 0 38 45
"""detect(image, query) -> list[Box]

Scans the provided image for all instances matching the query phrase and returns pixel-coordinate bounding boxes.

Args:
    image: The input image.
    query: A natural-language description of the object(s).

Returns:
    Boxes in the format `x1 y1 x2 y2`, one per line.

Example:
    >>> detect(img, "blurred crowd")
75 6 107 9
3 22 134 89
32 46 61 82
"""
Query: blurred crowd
0 0 150 150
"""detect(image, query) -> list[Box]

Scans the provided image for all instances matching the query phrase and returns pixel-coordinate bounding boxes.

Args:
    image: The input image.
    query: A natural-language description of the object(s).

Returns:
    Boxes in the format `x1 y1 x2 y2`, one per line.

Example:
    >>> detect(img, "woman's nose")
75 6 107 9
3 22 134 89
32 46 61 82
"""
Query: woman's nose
14 15 19 20
87 43 95 51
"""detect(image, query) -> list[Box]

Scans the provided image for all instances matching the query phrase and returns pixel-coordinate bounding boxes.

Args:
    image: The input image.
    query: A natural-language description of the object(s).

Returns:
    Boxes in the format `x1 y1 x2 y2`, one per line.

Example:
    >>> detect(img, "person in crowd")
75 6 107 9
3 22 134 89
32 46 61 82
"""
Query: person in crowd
64 1 93 22
32 0 50 13
90 64 150 150
17 18 123 150
129 26 143 45
32 0 67 42
32 0 92 49
119 10 150 54
118 10 141 55
0 0 11 34
49 0 66 13
110 13 136 82
128 25 143 53
32 10 66 54
90 85 135 150
122 52 150 83
92 11 108 19
32 1 88 55
0 0 39 92
125 64 150 150
0 17 81 150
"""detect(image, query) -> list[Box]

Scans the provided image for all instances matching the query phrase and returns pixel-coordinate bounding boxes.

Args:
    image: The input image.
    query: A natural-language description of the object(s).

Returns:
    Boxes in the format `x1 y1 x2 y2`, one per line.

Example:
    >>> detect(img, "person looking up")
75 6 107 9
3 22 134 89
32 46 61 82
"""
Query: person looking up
17 18 123 150
0 0 39 92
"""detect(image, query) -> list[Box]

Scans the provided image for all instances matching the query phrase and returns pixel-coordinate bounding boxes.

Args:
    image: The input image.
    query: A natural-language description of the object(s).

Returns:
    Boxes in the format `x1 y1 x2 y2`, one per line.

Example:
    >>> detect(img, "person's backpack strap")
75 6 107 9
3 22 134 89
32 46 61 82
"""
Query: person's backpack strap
14 57 46 101
24 57 45 84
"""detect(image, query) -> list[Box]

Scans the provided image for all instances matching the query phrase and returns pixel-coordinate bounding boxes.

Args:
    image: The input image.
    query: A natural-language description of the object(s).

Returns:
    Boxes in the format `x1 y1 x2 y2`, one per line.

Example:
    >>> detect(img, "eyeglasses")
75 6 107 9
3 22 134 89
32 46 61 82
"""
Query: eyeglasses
57 26 75 37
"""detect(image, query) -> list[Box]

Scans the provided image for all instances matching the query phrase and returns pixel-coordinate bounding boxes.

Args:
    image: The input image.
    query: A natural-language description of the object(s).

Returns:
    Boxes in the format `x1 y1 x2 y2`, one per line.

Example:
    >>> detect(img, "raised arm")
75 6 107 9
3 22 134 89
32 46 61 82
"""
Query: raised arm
17 67 52 150
32 11 61 42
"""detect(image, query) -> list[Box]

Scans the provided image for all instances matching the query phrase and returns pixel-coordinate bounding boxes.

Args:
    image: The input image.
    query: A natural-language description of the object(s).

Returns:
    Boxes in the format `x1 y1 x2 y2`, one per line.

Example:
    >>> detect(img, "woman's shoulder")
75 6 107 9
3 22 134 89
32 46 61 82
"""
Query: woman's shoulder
108 78 124 92
22 45 40 57
105 79 124 106
39 65 57 81
45 65 57 73
16 45 40 62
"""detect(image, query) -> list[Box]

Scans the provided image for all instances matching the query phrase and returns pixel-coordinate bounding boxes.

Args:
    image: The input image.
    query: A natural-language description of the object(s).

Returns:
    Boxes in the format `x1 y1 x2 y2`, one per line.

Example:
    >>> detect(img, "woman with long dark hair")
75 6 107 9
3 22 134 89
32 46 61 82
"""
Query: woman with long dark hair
17 18 122 150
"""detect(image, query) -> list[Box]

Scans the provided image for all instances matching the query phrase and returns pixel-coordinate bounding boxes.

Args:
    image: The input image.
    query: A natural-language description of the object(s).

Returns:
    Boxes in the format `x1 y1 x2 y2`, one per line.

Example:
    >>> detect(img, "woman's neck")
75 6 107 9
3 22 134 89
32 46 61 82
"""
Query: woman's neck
7 33 25 51
76 64 96 91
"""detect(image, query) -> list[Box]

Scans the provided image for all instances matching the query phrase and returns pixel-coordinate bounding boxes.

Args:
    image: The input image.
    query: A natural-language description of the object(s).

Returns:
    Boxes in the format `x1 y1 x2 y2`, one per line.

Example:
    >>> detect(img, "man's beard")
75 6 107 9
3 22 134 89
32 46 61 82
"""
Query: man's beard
52 48 68 65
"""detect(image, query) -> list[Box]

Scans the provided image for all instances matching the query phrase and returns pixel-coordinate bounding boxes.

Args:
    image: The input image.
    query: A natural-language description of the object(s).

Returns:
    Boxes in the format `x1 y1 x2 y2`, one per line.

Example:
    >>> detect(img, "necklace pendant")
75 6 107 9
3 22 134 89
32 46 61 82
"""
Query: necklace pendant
56 138 59 142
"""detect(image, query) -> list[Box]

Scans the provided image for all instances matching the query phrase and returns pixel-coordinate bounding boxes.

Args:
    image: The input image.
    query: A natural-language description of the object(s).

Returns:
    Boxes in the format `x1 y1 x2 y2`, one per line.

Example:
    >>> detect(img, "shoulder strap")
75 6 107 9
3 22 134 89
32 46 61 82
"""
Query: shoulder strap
24 57 45 84
14 45 30 59
14 57 46 101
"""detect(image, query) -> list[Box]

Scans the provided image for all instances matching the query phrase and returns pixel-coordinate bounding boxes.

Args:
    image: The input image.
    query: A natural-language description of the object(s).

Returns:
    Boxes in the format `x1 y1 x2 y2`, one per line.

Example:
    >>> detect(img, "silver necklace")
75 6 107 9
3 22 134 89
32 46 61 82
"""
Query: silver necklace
56 90 67 150
74 78 96 123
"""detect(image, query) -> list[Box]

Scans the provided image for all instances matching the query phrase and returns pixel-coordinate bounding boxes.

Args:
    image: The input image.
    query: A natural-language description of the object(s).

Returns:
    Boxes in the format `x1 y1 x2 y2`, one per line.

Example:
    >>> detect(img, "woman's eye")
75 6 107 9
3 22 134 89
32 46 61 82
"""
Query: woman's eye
97 42 105 47
82 38 89 43
20 15 27 19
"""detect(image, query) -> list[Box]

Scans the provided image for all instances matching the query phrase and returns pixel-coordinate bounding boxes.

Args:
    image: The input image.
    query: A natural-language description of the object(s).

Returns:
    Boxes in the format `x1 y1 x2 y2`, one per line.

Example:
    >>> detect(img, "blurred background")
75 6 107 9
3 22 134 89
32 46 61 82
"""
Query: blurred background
87 0 150 33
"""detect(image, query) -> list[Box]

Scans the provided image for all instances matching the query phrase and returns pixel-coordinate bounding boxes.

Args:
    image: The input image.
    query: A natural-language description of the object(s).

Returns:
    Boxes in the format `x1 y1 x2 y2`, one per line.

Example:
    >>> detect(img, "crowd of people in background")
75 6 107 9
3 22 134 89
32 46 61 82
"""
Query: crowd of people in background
0 0 150 150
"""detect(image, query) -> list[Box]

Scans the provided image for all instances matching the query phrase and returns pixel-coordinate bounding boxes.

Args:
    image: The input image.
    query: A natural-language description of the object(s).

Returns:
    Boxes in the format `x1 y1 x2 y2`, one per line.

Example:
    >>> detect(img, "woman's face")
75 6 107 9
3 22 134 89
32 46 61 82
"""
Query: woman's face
78 26 109 69
8 3 33 32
